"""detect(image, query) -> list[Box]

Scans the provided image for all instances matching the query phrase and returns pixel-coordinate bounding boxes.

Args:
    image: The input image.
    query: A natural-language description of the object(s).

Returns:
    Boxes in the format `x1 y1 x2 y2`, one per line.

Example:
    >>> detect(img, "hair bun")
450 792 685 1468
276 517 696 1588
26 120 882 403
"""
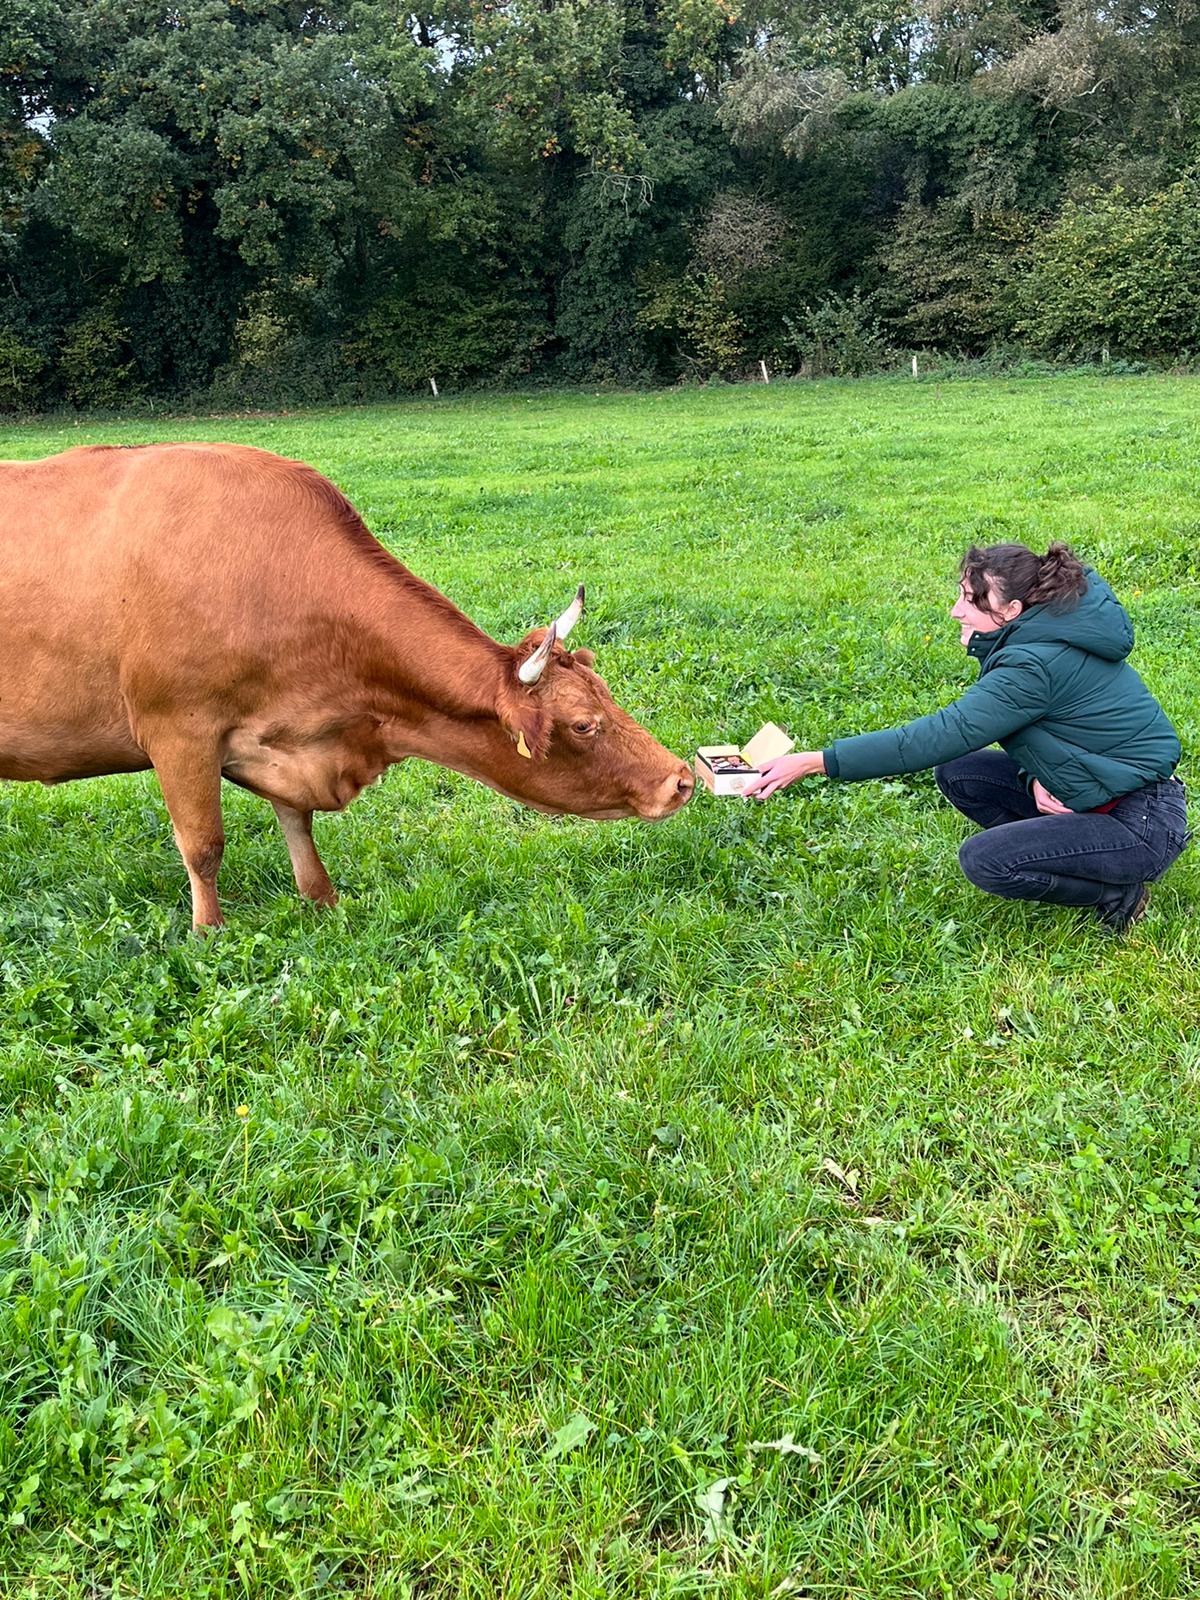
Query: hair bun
1030 542 1087 605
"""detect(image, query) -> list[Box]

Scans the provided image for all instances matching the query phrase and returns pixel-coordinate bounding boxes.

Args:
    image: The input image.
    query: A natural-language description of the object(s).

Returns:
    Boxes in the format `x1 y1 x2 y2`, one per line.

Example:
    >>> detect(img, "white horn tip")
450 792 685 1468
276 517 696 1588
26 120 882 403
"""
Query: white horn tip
555 585 586 642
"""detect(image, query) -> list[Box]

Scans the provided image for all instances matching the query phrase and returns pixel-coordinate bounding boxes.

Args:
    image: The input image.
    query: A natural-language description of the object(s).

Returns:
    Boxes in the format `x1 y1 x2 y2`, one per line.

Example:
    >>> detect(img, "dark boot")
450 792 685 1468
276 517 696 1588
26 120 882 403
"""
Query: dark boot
1096 883 1151 934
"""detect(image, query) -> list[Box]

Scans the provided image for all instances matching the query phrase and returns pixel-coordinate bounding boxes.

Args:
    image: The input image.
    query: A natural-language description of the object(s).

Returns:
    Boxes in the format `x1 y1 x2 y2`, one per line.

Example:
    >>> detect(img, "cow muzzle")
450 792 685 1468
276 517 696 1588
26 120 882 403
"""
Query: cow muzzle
636 761 696 821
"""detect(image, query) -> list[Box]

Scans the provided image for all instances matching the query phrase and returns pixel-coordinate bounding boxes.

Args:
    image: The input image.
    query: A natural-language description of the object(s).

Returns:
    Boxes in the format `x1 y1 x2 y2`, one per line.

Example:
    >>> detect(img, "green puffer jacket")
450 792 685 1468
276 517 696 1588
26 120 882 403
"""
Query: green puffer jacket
822 569 1181 810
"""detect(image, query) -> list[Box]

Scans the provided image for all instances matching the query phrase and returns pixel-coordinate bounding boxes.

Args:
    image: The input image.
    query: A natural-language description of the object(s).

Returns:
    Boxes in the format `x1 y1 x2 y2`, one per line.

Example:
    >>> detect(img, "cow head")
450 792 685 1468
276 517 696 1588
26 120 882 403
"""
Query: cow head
493 587 695 821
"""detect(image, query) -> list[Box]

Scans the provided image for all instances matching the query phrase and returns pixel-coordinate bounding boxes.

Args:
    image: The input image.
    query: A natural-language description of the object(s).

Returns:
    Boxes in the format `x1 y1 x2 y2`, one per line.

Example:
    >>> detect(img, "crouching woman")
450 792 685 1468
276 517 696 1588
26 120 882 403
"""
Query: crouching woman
745 543 1190 932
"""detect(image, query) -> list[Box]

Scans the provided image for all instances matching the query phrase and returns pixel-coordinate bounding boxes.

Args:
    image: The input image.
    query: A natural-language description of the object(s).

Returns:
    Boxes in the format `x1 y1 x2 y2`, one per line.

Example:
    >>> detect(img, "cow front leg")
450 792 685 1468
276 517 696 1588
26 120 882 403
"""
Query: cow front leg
270 800 338 907
150 745 226 930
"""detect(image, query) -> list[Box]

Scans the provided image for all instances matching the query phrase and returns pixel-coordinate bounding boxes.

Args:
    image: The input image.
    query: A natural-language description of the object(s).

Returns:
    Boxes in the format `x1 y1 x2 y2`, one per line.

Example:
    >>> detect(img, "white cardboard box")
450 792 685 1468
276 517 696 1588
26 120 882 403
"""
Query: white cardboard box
695 722 795 796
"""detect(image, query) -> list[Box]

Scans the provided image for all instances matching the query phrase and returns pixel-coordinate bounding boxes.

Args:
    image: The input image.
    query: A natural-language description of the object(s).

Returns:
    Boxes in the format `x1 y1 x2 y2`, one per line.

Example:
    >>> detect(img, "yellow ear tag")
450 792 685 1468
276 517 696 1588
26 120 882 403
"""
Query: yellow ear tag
516 730 532 759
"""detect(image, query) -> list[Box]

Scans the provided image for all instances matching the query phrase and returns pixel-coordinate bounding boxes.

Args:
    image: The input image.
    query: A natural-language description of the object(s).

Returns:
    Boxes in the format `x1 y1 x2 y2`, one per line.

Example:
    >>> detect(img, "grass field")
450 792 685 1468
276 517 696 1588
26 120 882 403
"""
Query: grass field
1 375 1198 1599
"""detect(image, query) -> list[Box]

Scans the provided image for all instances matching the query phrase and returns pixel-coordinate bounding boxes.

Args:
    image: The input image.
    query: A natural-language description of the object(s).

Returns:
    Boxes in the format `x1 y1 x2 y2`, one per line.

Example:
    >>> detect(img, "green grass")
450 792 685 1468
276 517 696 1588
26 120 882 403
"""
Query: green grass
0 375 1198 1599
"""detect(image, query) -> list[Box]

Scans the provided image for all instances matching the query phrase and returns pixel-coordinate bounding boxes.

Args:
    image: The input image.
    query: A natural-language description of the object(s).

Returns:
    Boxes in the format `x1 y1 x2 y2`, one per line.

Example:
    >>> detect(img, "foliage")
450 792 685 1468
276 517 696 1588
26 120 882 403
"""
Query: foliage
3 0 1200 404
876 201 1032 351
0 382 1197 1594
1013 180 1200 361
355 280 551 391
58 306 142 408
658 0 746 92
686 274 747 376
553 175 661 383
0 328 44 411
859 83 1060 214
2 0 432 406
785 288 893 375
467 0 643 172
693 189 789 281
638 190 792 379
717 44 852 159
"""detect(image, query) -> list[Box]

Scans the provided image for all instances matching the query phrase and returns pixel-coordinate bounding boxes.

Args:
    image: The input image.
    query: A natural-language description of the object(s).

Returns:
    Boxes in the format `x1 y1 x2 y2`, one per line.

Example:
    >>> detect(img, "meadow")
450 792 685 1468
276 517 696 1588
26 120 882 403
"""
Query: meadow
1 375 1198 1599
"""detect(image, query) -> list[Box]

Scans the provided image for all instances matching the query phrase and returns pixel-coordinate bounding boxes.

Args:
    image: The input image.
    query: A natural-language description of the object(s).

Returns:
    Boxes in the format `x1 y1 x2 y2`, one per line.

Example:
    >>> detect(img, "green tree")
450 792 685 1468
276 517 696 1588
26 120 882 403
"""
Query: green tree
1014 180 1200 360
875 200 1031 350
4 0 435 400
5 0 1200 406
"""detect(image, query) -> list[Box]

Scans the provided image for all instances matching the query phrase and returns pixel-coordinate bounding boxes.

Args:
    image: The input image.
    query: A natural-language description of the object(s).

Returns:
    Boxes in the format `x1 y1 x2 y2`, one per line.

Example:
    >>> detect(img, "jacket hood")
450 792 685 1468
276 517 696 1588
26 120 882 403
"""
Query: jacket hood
969 568 1133 666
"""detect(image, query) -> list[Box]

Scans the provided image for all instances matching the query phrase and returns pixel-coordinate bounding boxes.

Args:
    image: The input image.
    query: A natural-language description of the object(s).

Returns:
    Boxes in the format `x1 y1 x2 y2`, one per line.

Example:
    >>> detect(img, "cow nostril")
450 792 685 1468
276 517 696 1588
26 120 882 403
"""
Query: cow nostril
676 773 694 796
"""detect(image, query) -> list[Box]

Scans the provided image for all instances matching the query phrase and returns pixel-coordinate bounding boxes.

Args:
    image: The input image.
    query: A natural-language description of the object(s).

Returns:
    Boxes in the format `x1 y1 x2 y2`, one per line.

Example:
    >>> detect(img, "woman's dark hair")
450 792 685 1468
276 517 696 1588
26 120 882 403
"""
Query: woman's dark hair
959 541 1087 617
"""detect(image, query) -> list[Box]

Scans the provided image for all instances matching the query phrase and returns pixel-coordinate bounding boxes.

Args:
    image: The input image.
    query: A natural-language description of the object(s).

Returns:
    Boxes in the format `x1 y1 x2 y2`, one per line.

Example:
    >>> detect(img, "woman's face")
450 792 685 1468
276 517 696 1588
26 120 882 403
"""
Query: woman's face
951 577 1022 648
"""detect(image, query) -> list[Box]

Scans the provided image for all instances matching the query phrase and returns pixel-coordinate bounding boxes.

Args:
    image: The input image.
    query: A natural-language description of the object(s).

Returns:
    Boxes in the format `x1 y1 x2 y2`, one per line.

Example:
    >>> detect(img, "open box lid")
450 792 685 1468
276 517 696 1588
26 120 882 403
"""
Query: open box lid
741 722 794 767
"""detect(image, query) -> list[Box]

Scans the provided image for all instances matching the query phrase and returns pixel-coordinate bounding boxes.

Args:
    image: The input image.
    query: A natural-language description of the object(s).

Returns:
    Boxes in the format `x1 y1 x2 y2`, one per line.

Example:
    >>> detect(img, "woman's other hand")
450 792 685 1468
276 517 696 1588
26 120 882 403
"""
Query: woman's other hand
742 751 826 799
1032 779 1072 816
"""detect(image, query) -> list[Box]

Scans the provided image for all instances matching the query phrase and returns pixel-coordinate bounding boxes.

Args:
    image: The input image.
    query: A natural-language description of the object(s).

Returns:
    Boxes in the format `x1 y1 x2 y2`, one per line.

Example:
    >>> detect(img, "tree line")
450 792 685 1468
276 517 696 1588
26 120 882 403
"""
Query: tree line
3 0 1199 410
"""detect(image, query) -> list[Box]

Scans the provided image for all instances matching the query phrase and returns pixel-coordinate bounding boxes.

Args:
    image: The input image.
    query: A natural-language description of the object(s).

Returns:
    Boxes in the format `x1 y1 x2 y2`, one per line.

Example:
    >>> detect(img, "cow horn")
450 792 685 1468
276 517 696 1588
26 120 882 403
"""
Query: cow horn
517 622 557 685
554 584 585 642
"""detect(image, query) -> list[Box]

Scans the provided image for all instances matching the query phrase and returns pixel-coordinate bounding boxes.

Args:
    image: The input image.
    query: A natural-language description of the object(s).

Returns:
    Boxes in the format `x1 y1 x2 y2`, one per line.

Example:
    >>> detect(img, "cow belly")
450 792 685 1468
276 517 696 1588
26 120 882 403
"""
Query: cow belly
0 614 145 782
0 676 146 782
0 725 150 784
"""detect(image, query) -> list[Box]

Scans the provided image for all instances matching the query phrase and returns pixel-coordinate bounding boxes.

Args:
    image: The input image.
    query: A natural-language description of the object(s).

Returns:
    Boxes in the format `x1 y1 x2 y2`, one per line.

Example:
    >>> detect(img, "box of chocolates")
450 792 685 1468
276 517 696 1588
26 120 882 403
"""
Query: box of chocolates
695 722 794 796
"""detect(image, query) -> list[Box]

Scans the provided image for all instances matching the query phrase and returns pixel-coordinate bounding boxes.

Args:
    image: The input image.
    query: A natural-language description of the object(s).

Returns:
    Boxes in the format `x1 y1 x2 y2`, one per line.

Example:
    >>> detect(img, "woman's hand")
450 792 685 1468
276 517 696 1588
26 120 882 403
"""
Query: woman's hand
1032 779 1072 816
742 751 826 800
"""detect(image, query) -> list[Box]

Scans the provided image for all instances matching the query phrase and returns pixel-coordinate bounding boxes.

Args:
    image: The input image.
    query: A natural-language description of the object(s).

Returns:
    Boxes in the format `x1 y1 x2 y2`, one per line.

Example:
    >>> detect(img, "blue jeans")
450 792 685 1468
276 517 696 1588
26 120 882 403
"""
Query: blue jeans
934 751 1191 920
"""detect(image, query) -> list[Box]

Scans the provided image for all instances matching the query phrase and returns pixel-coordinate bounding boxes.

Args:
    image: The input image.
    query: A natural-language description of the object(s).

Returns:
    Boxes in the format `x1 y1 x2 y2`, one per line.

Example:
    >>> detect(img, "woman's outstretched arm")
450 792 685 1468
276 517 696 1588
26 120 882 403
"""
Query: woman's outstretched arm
744 653 1053 800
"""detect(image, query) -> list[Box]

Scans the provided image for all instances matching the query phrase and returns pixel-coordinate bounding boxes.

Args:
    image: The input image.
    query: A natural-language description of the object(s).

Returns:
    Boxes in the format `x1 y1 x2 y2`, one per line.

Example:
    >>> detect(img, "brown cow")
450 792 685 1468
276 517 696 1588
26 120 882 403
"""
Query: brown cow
0 442 694 927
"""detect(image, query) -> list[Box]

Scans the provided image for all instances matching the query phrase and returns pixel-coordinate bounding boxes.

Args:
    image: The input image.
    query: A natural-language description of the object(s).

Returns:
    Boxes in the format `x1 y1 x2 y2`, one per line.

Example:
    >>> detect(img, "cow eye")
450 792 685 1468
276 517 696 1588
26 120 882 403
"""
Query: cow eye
573 720 597 736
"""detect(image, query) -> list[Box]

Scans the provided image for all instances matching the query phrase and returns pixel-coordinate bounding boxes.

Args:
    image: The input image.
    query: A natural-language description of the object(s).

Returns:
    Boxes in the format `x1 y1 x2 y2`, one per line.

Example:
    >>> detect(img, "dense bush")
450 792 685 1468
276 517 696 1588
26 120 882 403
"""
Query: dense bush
355 282 553 392
636 268 747 379
785 290 894 377
1014 181 1200 361
58 308 142 410
876 202 1031 352
0 329 44 412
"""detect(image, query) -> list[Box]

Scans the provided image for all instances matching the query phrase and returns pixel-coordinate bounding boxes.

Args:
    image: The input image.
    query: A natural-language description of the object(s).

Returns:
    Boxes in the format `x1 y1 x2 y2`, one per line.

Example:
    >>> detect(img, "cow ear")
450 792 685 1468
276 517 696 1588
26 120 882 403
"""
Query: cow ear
501 708 550 760
571 647 596 669
496 680 551 760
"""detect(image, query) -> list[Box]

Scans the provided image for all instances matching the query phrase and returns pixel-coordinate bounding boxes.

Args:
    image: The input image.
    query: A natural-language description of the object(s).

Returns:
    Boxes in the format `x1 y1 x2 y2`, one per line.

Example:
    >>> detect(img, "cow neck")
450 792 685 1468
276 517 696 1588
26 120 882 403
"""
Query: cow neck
352 559 512 724
397 705 539 794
